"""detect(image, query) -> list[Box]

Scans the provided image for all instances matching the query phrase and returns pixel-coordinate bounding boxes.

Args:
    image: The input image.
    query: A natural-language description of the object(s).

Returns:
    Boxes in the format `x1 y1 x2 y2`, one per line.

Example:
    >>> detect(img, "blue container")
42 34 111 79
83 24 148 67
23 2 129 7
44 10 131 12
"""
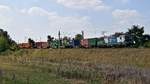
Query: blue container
69 40 74 47
108 35 118 46
73 40 80 46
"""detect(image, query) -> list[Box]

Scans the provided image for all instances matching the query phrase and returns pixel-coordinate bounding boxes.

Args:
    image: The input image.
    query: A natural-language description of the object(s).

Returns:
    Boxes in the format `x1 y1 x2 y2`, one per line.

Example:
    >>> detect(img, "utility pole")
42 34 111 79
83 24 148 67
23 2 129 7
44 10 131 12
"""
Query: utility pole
81 31 84 39
24 36 27 43
58 30 61 48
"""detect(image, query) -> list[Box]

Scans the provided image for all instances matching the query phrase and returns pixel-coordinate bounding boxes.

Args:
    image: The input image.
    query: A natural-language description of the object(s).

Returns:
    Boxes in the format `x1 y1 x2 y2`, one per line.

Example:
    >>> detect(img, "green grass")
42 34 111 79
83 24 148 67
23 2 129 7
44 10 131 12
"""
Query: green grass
0 48 150 84
0 63 72 84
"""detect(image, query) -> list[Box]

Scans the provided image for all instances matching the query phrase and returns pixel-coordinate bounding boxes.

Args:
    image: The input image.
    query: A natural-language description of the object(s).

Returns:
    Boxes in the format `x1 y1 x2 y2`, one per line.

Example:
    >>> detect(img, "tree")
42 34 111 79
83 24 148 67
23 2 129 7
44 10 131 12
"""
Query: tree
47 35 54 42
0 29 18 52
126 25 144 47
114 32 124 37
47 35 54 48
28 38 36 48
144 41 150 48
63 36 68 40
0 36 8 52
75 34 83 40
143 34 150 48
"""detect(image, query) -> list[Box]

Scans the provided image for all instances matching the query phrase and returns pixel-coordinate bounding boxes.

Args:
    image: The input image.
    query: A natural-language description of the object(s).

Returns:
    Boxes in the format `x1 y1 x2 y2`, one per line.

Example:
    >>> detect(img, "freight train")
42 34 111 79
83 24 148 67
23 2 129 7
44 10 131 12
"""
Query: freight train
18 33 150 49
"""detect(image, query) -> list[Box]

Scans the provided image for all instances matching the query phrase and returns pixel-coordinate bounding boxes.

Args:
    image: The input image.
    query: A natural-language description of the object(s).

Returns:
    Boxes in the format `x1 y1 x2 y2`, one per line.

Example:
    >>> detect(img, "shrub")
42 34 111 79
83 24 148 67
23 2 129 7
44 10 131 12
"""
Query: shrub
0 36 9 52
144 41 150 48
0 29 18 53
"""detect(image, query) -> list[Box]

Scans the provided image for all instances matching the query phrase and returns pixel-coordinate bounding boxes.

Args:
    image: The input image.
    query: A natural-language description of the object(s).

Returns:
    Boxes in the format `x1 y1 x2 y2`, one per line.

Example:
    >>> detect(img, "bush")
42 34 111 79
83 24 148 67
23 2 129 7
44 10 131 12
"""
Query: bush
0 29 18 53
144 41 150 48
0 36 9 52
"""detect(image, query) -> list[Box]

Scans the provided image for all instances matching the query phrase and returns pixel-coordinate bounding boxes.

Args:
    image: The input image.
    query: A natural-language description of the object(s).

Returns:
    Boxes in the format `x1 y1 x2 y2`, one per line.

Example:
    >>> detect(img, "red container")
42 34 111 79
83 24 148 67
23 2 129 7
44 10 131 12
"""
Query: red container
80 39 88 48
36 42 48 49
18 43 31 49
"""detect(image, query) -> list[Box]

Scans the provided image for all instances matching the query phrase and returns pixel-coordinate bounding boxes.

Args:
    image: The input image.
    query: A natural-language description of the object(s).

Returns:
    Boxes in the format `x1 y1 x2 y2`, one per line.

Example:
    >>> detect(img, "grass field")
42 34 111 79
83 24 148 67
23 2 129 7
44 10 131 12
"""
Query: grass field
0 48 150 84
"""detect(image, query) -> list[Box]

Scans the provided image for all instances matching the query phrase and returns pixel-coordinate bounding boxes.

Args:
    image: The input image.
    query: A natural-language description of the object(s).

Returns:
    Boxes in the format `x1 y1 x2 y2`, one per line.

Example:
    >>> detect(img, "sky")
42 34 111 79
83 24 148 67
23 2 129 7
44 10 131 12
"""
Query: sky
0 0 150 42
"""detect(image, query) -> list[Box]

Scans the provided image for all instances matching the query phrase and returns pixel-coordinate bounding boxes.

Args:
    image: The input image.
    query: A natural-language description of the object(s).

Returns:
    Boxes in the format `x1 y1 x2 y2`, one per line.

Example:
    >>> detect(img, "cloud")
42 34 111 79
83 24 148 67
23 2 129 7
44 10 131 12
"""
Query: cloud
0 5 12 28
0 5 11 13
114 0 130 4
10 7 94 42
112 9 140 20
22 7 91 30
110 9 146 33
56 0 110 11
26 7 57 16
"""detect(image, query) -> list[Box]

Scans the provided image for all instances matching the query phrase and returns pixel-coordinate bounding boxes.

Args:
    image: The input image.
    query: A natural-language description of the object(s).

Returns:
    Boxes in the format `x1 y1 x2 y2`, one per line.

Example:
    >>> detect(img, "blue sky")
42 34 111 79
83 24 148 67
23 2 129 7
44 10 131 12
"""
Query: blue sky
0 0 149 42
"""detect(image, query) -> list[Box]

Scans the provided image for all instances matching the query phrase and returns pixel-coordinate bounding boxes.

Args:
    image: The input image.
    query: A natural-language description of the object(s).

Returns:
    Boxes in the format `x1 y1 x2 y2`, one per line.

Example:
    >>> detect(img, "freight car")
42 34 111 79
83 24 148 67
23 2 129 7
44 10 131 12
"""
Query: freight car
73 39 80 47
49 39 61 48
63 39 73 48
18 33 150 49
88 38 97 48
36 42 48 49
80 39 88 48
81 37 107 48
18 43 31 49
79 34 135 48
97 37 107 48
47 38 81 48
108 35 118 47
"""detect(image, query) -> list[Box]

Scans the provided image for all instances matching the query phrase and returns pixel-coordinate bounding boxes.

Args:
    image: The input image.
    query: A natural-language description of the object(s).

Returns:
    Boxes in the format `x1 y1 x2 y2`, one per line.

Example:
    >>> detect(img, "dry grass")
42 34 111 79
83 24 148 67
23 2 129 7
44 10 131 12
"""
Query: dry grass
0 48 150 84
4 48 149 68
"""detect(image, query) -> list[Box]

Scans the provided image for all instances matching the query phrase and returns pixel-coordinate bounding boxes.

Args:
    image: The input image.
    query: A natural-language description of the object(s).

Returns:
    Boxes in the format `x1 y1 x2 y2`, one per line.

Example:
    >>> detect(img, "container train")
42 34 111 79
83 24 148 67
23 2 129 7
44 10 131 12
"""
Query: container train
18 33 150 49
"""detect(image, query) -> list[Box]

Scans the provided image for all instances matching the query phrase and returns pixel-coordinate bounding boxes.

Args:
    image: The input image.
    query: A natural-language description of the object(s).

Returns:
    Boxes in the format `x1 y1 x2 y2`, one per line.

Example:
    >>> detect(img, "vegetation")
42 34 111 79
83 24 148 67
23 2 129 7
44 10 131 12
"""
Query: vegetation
0 49 150 84
0 29 18 52
28 38 36 48
0 36 8 52
75 34 83 40
126 25 145 47
0 25 150 83
144 41 150 48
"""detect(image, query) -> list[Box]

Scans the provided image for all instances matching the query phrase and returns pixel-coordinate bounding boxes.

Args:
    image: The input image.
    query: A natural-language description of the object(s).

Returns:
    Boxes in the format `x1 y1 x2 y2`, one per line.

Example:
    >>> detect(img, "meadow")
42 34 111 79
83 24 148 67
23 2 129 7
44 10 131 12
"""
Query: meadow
0 48 150 84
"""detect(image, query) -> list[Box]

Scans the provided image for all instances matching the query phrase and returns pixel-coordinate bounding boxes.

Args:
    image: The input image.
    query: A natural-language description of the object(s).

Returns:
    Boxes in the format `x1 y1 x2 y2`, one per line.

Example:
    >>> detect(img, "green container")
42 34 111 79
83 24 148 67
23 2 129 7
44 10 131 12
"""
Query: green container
63 39 70 47
97 38 106 47
88 38 97 47
49 40 61 48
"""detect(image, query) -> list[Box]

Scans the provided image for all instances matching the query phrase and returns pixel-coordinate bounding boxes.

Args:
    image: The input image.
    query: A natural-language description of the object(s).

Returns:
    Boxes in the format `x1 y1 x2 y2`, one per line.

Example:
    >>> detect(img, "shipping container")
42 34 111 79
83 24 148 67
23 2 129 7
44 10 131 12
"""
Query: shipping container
88 38 97 48
97 37 106 47
117 35 125 43
36 42 48 49
18 43 31 49
63 39 71 48
80 39 88 48
50 40 61 48
117 35 126 47
73 40 80 46
108 35 118 47
104 36 109 44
